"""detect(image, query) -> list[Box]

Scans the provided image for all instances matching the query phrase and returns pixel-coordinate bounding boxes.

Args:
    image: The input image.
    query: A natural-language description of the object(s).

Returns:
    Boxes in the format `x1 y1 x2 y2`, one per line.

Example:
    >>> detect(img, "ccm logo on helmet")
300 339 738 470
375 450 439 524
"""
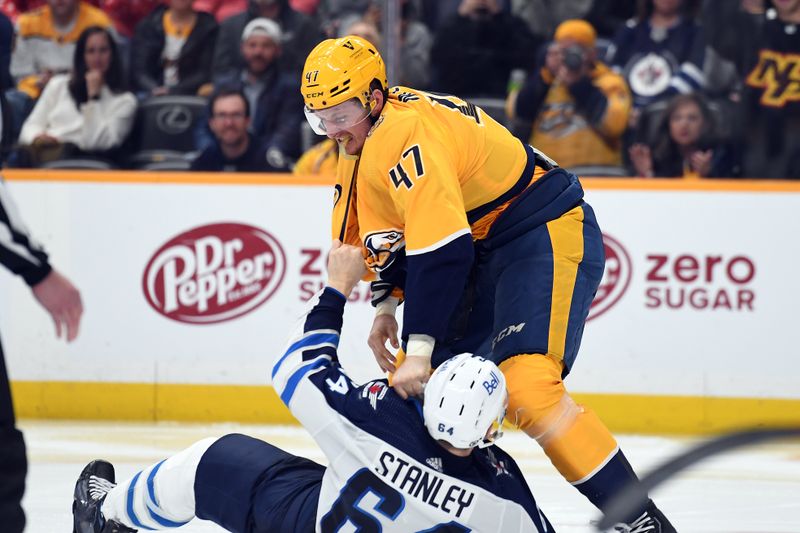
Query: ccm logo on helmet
483 371 501 395
306 92 324 98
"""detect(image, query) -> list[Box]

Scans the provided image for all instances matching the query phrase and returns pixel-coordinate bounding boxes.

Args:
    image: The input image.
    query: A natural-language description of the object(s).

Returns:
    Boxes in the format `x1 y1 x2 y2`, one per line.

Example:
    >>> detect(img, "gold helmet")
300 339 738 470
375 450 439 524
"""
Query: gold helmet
301 35 387 111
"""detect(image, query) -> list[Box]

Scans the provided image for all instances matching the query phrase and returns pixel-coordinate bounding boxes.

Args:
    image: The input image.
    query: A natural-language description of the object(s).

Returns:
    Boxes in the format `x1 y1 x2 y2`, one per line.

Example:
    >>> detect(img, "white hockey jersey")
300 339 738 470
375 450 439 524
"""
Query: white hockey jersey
271 287 553 532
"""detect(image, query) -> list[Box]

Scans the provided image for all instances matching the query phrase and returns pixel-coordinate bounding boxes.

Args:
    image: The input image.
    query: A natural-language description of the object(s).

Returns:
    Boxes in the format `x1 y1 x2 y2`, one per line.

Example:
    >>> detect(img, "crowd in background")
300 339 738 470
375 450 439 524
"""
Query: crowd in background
0 0 796 178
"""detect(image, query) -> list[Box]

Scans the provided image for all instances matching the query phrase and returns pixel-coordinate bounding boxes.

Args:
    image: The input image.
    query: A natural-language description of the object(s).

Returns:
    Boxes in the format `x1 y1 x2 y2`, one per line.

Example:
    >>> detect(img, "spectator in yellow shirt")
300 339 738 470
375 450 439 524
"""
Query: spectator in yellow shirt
507 19 631 170
6 0 112 139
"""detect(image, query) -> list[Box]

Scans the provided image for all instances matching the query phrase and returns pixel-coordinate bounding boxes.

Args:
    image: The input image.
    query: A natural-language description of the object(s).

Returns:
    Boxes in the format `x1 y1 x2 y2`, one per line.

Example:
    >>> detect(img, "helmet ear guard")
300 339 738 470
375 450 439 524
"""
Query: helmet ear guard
423 353 509 450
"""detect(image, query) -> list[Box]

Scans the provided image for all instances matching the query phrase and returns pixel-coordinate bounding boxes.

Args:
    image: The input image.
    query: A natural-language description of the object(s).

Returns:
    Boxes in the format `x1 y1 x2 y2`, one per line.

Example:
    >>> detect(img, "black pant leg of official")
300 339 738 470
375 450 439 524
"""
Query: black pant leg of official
0 335 27 533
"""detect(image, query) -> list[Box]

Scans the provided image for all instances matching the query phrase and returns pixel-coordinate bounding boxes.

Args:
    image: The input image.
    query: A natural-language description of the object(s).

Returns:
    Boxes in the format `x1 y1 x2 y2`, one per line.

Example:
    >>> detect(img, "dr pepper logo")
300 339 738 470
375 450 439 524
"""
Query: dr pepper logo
143 223 286 324
587 233 632 321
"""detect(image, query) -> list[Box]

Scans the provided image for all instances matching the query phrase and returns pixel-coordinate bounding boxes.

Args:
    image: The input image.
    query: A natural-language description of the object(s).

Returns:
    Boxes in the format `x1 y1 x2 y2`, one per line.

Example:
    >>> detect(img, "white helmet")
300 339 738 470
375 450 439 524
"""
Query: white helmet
423 353 508 449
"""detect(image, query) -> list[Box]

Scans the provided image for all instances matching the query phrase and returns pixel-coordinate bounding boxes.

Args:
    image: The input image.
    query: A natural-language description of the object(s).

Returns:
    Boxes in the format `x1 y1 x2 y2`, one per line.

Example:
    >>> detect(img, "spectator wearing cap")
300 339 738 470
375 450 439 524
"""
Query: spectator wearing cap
508 19 631 168
212 0 324 80
191 87 286 171
197 17 302 162
131 0 218 97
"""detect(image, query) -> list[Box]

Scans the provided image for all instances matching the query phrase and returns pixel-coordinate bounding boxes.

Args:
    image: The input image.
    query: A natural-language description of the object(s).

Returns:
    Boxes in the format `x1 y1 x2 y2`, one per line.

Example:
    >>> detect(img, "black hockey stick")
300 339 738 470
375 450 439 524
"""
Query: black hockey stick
596 426 800 530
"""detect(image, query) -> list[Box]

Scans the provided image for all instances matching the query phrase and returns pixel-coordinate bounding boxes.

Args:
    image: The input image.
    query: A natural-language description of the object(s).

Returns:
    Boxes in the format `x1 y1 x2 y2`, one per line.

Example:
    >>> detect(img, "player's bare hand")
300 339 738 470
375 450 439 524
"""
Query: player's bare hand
327 240 366 297
368 314 399 373
390 355 431 399
31 269 83 342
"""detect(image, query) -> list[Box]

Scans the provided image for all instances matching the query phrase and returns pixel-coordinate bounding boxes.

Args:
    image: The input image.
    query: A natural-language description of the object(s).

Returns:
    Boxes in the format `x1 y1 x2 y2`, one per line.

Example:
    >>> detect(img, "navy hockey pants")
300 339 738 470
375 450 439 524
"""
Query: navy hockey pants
195 433 324 533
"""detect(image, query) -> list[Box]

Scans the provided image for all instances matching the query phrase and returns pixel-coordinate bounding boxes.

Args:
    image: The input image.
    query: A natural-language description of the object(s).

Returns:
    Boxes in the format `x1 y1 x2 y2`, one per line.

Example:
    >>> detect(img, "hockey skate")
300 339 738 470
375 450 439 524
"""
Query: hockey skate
613 501 676 532
73 459 136 533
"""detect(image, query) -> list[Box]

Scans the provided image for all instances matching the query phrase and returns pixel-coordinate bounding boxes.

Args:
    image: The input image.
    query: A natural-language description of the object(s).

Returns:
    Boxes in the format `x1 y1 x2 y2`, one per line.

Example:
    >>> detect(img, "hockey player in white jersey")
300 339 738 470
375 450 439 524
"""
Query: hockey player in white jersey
72 241 553 533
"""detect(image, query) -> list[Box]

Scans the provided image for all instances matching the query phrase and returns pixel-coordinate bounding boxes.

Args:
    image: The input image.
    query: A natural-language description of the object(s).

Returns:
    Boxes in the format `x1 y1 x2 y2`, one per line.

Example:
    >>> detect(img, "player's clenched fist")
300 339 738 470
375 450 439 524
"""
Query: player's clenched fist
326 240 366 297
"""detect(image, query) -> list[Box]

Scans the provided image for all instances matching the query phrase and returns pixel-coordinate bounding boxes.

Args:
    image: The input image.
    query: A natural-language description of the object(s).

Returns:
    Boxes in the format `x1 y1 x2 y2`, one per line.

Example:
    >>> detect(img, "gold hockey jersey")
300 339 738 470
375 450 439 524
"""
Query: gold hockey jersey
331 86 543 269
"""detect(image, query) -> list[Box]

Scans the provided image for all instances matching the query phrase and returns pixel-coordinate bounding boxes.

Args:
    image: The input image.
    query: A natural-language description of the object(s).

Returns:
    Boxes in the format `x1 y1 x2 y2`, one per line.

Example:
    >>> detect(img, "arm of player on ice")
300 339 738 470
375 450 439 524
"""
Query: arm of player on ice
271 242 366 429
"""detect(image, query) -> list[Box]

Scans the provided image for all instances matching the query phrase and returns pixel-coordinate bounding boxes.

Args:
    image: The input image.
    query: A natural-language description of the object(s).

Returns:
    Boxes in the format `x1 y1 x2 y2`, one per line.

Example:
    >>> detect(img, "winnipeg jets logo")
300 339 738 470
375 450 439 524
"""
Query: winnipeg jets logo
361 381 388 410
425 457 443 472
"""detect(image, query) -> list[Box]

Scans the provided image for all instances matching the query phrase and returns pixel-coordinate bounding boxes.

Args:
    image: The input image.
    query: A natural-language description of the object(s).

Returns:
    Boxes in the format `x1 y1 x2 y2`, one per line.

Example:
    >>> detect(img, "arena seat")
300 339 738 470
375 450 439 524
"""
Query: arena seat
127 96 207 165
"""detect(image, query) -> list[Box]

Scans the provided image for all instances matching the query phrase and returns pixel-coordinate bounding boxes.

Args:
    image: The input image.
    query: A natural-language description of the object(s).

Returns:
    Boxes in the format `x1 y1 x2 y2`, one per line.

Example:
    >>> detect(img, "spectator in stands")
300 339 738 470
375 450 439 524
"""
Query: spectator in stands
431 0 537 98
197 18 302 161
607 0 705 116
397 0 433 88
704 0 800 179
334 1 432 88
193 0 247 22
192 87 288 171
508 19 631 169
212 0 323 80
13 26 135 167
628 92 737 178
293 138 337 175
7 0 112 137
131 0 218 98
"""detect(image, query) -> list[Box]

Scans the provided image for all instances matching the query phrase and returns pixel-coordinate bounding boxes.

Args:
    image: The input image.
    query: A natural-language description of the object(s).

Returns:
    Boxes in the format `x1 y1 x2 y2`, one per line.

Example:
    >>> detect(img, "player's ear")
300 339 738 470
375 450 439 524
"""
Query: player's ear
371 89 385 116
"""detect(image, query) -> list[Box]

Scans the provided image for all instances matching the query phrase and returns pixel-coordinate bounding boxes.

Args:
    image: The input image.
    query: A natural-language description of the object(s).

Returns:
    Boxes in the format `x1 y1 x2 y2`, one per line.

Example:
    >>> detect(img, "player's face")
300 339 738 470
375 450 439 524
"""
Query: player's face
210 95 250 147
84 32 112 73
305 98 373 155
241 35 280 75
669 101 703 147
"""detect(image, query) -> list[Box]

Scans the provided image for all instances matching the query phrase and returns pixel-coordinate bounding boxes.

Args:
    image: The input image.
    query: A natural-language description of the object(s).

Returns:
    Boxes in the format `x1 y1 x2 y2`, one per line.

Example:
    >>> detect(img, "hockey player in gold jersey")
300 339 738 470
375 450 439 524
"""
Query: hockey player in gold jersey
302 36 676 531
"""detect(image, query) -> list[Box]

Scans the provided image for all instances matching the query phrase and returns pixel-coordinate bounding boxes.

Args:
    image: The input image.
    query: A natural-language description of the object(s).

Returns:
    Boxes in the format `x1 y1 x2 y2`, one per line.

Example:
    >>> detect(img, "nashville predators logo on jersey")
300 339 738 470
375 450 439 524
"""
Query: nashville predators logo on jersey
364 229 404 272
746 49 800 107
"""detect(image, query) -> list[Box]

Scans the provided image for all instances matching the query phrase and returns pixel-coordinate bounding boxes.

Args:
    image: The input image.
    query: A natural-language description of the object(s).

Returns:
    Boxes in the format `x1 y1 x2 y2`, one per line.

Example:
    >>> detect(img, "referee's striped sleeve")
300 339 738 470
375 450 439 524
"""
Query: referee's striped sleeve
0 176 51 286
